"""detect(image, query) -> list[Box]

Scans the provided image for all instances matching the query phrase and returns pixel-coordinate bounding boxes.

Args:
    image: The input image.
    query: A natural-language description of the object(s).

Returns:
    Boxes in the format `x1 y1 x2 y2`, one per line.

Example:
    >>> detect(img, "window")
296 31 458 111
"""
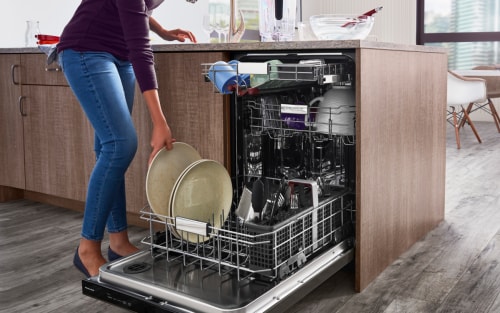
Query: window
417 0 500 69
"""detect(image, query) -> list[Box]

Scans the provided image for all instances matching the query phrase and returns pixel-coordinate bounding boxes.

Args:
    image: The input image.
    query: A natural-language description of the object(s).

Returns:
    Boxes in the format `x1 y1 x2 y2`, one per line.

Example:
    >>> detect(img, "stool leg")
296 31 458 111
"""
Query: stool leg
462 106 482 144
488 98 500 133
452 111 461 149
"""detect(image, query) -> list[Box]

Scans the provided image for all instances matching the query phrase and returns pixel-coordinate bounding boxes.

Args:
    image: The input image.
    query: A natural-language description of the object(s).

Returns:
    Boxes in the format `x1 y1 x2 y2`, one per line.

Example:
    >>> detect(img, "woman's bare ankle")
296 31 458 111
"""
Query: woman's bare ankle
109 230 139 256
78 238 106 276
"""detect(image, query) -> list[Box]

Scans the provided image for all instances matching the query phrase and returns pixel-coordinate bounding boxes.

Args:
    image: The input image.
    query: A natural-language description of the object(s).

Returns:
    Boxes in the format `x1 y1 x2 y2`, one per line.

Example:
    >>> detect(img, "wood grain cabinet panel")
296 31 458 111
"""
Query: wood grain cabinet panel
22 84 94 201
355 48 447 291
20 54 67 86
0 54 25 190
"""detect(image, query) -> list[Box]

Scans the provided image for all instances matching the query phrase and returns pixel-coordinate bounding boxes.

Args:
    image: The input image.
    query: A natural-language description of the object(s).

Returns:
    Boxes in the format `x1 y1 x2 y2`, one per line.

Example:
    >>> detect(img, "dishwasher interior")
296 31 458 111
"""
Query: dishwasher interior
82 51 357 313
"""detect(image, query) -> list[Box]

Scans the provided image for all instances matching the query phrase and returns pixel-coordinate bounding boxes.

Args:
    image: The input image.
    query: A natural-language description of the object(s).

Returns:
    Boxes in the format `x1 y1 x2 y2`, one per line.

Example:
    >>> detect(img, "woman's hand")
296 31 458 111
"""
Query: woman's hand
142 89 176 165
159 28 197 43
149 17 197 43
149 120 176 165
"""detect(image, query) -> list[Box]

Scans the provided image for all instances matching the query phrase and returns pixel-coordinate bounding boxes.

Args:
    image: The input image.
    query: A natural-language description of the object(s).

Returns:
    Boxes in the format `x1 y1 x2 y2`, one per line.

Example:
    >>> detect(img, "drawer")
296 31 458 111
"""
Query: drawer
20 53 67 86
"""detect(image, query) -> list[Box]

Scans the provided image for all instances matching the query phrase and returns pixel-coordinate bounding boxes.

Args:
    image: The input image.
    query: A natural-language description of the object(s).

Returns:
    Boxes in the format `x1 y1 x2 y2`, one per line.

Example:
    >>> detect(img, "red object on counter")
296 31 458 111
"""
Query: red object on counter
342 6 383 28
36 34 60 45
360 6 383 17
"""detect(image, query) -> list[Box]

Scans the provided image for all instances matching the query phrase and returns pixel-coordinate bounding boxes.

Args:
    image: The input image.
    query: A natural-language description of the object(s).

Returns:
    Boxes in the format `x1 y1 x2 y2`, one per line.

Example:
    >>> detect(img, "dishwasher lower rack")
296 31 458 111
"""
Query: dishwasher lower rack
140 191 355 282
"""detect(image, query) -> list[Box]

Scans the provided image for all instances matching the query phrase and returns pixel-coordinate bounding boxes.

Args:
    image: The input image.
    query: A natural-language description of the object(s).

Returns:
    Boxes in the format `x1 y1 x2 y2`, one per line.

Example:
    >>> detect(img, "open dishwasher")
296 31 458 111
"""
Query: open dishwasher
82 52 357 313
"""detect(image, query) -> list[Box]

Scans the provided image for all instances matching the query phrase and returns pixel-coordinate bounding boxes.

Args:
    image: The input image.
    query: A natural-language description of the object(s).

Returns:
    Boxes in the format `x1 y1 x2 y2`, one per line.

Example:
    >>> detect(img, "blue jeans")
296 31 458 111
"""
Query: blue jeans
59 49 137 241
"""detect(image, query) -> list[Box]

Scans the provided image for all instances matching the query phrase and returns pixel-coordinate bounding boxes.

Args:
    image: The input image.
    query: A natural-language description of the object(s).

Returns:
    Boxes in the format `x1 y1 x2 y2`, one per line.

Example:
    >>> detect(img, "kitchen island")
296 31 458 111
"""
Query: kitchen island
0 40 447 292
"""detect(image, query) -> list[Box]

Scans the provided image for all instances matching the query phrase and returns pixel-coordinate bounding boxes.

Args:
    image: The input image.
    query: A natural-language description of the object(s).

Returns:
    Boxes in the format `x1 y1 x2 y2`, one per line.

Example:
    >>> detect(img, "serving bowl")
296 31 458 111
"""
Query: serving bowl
309 14 374 40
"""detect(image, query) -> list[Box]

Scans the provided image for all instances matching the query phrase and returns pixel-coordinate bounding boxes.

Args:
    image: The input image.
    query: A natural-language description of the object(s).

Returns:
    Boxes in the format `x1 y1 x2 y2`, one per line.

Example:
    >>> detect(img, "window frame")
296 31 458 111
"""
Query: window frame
416 0 500 45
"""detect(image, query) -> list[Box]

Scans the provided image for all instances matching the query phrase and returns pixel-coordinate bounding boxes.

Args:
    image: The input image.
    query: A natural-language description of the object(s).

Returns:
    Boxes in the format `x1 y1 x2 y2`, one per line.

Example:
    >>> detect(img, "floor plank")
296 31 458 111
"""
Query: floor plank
1 122 500 313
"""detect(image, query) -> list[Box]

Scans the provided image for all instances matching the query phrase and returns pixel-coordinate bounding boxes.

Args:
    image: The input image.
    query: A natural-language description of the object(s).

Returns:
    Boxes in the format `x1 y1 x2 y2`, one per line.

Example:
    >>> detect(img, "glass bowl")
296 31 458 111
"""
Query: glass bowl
309 14 374 40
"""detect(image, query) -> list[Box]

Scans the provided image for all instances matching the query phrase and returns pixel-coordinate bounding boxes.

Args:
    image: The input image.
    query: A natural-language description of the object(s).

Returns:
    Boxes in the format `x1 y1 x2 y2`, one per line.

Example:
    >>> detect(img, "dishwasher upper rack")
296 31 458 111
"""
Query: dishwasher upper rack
139 191 355 282
243 97 356 142
202 61 350 94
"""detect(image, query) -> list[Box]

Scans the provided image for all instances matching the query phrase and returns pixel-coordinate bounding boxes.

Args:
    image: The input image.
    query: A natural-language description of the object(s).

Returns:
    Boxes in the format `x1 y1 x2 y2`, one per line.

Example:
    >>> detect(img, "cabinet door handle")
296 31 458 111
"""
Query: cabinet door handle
45 67 61 72
18 96 27 116
11 64 20 85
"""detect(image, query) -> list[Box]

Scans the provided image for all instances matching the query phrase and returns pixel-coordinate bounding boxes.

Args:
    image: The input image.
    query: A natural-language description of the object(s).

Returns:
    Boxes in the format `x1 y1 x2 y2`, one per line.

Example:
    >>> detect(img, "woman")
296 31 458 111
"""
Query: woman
57 0 197 277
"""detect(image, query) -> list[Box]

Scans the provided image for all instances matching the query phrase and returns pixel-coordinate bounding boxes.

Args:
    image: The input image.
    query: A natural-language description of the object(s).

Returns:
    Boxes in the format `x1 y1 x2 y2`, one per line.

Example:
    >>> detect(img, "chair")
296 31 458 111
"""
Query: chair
461 65 500 132
447 70 487 149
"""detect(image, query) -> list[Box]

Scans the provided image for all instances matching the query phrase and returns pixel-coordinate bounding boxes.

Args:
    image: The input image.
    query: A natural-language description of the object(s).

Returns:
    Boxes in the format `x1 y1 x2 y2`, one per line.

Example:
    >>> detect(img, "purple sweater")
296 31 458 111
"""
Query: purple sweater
58 0 163 92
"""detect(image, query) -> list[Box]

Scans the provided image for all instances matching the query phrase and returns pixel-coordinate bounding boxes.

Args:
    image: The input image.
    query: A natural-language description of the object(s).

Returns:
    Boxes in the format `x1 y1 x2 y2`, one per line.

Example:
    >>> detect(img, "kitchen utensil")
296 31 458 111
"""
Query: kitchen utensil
251 178 266 222
170 159 232 243
341 6 383 27
235 185 254 221
268 177 288 224
145 142 201 221
309 14 375 40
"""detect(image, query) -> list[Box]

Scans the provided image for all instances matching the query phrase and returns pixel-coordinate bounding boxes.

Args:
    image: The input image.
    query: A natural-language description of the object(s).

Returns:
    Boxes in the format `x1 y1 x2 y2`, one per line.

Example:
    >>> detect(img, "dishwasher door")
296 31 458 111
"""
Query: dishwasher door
83 241 353 313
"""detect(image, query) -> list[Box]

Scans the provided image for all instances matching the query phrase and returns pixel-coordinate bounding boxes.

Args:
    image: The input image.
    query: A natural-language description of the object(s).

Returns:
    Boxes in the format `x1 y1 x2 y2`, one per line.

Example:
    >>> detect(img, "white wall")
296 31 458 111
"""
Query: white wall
0 0 209 48
1 0 79 48
0 0 416 48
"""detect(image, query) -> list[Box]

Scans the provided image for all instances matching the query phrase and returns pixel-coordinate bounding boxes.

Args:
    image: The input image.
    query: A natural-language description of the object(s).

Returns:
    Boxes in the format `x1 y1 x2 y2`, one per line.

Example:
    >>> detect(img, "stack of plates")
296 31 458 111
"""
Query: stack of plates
146 142 232 243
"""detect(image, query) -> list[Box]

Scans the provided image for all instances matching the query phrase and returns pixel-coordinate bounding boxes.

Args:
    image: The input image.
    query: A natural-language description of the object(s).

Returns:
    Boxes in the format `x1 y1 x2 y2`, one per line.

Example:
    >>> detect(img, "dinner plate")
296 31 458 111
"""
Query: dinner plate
167 159 206 239
170 159 233 243
145 142 202 221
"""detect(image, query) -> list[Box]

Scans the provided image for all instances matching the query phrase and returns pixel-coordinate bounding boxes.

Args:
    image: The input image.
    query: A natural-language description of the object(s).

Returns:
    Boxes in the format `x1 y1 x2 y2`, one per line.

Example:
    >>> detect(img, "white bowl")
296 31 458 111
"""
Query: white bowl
309 14 374 40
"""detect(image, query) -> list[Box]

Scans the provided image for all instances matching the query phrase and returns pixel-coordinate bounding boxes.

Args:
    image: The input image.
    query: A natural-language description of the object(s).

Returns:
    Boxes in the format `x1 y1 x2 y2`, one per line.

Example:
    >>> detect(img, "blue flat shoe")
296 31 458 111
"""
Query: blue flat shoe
73 247 91 278
108 246 123 262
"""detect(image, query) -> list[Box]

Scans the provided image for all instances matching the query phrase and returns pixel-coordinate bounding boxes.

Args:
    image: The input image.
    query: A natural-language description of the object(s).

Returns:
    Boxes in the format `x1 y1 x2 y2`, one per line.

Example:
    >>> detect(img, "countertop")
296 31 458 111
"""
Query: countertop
0 40 447 54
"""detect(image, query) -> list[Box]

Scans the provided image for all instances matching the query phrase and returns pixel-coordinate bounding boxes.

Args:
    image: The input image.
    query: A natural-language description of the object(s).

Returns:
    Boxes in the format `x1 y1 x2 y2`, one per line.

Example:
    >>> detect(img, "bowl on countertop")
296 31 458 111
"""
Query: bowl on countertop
309 14 374 40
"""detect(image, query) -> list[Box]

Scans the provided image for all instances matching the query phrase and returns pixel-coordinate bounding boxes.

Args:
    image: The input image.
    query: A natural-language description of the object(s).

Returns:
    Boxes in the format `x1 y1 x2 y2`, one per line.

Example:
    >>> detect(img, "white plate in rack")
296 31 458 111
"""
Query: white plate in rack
170 159 233 243
145 142 201 221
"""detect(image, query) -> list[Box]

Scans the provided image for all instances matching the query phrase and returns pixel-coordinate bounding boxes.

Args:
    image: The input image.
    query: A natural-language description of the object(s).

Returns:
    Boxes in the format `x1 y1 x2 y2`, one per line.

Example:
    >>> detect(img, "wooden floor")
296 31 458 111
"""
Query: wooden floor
1 122 499 313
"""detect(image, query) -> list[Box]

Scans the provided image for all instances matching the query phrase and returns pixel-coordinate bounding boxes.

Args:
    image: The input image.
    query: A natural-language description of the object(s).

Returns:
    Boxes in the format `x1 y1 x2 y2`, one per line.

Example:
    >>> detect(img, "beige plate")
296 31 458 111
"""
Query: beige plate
170 159 233 243
145 142 201 221
167 159 206 239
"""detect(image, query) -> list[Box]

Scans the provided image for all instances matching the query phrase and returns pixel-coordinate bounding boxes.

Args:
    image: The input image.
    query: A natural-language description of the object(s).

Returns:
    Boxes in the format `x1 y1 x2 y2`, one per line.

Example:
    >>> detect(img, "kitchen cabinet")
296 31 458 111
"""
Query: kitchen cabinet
0 54 24 192
0 53 94 204
19 54 94 202
21 84 94 201
0 51 228 222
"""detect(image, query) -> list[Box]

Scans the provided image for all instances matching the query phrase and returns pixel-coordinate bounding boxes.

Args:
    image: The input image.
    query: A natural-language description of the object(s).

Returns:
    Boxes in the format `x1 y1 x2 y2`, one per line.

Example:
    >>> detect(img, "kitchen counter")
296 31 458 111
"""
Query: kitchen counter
0 40 446 54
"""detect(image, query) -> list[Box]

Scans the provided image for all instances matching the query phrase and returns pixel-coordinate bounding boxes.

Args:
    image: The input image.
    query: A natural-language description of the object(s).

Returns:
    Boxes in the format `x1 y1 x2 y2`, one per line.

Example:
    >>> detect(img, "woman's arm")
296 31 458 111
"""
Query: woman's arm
143 89 175 164
149 16 197 43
